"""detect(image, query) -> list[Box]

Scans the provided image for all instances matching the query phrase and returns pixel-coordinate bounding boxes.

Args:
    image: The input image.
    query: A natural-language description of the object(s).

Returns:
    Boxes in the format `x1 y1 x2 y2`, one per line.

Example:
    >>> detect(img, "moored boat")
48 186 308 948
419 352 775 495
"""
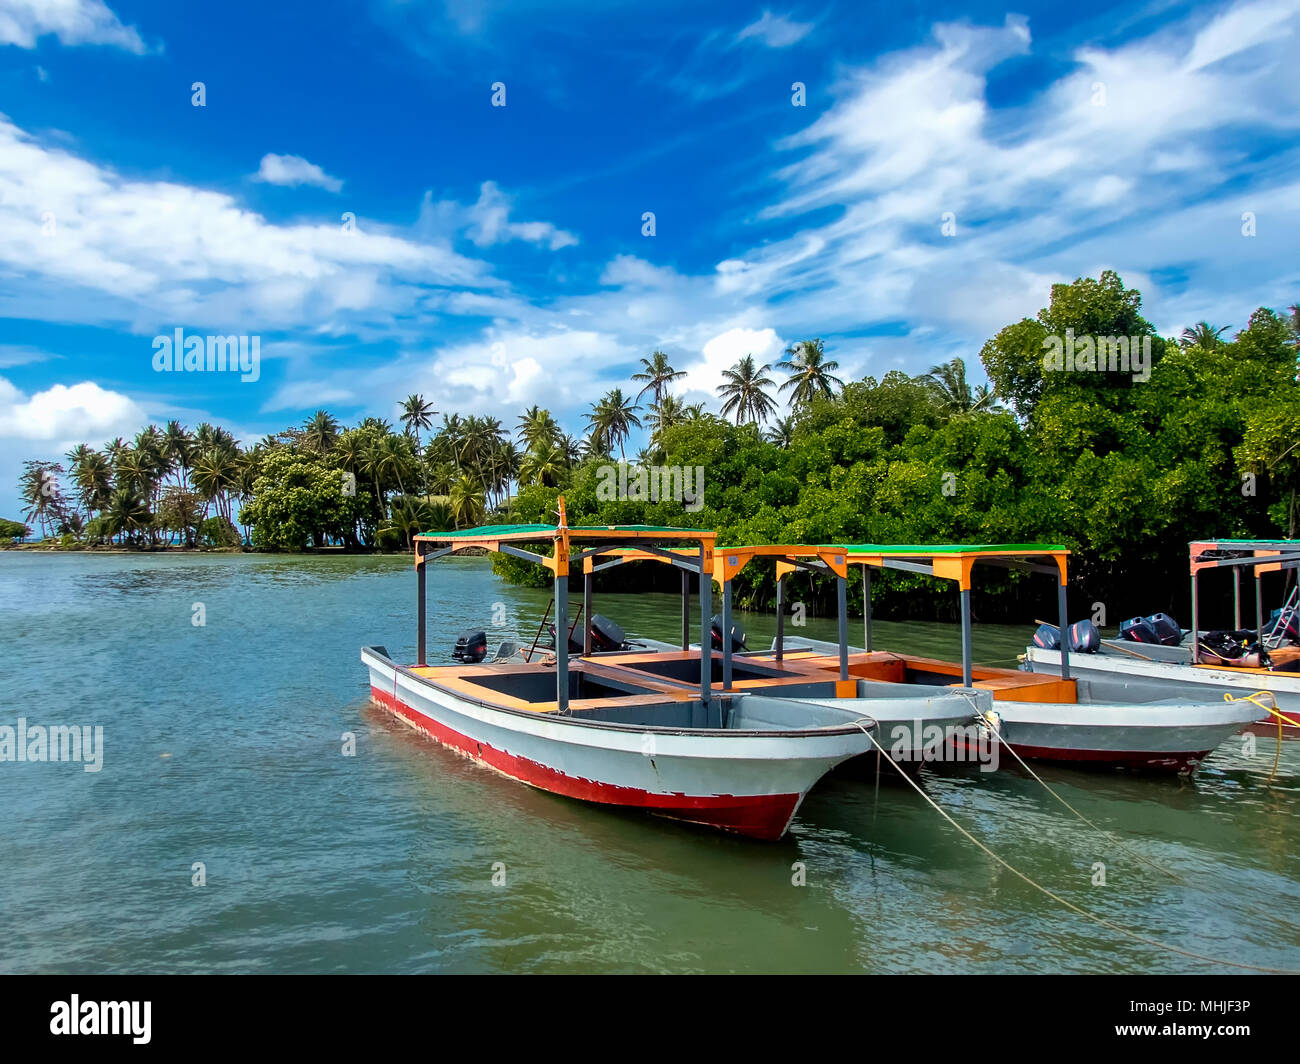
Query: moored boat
362 509 980 839
1025 540 1300 737
695 542 1263 773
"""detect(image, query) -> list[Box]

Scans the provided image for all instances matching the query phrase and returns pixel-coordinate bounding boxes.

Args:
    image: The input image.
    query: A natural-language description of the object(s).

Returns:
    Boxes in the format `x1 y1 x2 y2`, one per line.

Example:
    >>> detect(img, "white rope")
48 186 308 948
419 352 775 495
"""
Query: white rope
851 721 1300 975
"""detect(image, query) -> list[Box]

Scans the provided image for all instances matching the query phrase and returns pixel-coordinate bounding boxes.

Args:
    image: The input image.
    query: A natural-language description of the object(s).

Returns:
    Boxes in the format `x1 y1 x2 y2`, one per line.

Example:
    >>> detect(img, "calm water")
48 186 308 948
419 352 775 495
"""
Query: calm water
1 551 1297 974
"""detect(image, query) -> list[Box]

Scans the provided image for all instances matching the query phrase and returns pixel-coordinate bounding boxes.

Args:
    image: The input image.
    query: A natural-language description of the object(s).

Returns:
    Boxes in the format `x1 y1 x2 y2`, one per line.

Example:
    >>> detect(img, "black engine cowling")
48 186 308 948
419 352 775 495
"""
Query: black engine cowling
452 629 488 663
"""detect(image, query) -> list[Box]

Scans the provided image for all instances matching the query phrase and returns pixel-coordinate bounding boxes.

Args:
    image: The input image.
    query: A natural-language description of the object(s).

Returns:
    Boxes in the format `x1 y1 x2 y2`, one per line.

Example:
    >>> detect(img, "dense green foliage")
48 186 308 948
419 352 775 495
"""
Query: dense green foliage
16 273 1299 626
0 519 30 542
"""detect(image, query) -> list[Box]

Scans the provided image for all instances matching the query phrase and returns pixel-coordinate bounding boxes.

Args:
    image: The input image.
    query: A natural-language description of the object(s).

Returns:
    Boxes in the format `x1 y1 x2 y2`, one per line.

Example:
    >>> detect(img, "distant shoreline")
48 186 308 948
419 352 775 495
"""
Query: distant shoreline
0 543 410 557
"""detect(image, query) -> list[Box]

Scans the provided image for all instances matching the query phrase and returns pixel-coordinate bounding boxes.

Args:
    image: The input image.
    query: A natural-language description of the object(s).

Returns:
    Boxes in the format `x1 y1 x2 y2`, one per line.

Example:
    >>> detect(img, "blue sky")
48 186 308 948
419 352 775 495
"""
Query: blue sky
1 0 1298 519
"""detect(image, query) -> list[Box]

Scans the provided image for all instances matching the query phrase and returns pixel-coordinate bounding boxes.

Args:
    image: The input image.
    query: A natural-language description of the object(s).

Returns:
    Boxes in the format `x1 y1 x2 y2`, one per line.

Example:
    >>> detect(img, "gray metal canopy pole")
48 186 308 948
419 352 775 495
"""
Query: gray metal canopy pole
699 545 711 710
416 542 427 667
837 571 849 682
1190 570 1199 664
722 579 734 690
960 587 974 687
775 574 785 663
1233 567 1242 630
583 571 593 656
680 568 690 651
1057 578 1071 681
1256 571 1264 651
555 564 569 713
862 566 872 652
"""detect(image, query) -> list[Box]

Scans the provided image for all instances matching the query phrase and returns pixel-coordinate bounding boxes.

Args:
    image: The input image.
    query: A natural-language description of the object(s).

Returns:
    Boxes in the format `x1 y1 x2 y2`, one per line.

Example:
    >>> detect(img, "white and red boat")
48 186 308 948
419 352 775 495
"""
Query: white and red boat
362 513 981 840
686 542 1263 774
1026 539 1300 738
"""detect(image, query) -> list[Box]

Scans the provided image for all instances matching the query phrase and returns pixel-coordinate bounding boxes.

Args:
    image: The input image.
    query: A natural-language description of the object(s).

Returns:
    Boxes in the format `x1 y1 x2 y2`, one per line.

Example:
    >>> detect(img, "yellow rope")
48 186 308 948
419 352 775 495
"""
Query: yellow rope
851 720 1300 975
1224 691 1294 782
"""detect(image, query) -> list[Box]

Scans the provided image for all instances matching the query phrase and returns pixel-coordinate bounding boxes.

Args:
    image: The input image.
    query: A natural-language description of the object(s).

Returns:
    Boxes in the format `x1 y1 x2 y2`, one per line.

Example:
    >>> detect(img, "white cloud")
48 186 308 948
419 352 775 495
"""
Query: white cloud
0 344 56 368
738 11 813 48
253 153 344 193
419 182 578 250
680 327 787 401
0 0 146 53
0 376 146 439
0 116 494 333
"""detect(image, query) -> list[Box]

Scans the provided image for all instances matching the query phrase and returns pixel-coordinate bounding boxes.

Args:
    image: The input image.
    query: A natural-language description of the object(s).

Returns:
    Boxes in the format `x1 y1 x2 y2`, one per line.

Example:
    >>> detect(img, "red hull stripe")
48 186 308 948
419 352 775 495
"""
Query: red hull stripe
371 686 801 840
954 738 1208 772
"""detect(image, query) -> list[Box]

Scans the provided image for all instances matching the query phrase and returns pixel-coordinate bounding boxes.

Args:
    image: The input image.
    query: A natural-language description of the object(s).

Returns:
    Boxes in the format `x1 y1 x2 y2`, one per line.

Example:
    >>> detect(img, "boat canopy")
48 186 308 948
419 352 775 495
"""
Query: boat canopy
409 503 717 711
706 542 1073 688
1188 539 1300 654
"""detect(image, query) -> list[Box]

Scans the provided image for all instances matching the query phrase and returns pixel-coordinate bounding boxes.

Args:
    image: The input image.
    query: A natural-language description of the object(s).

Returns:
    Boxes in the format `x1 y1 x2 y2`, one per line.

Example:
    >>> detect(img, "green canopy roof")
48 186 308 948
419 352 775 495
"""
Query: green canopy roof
827 543 1069 555
415 523 715 545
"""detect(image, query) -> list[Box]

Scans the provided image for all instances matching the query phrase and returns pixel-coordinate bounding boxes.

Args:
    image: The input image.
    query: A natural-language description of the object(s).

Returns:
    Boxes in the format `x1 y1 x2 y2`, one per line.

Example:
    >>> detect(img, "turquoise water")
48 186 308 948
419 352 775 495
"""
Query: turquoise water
0 551 1297 973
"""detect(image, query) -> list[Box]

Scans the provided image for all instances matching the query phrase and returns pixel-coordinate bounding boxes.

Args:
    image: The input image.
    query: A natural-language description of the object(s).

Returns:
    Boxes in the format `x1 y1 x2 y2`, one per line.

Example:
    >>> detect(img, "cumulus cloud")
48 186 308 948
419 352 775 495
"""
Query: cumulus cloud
253 153 344 193
0 0 146 53
0 376 146 440
680 327 787 401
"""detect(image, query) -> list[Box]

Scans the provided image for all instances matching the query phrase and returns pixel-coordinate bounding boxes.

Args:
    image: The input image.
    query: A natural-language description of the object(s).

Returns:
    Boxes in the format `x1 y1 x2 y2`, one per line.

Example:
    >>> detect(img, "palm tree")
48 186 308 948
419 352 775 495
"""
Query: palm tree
778 338 844 408
516 405 559 453
162 420 195 491
585 388 641 459
519 443 567 488
449 475 485 529
925 358 1003 414
718 356 779 425
191 445 241 524
104 487 150 546
558 433 582 466
632 350 686 406
70 449 113 517
765 416 797 448
1179 322 1229 352
302 410 341 455
650 394 687 452
400 395 436 453
19 461 66 539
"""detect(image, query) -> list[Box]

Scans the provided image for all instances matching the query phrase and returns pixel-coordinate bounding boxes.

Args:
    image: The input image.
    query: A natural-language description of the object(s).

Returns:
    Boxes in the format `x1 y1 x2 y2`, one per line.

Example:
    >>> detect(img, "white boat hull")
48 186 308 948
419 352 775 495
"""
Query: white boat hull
362 646 890 839
975 697 1262 772
1026 646 1300 737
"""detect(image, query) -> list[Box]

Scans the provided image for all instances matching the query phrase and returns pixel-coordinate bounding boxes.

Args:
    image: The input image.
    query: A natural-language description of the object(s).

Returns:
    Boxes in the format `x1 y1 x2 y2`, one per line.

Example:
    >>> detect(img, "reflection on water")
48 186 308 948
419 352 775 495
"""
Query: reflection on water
0 551 1296 973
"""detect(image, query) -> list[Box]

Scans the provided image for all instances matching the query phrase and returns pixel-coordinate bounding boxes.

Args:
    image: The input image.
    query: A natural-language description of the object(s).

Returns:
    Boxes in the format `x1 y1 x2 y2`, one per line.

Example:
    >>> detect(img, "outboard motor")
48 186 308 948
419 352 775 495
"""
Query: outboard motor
588 614 629 652
710 614 747 652
547 623 584 654
1145 613 1181 646
1119 616 1160 643
452 629 488 663
1032 623 1061 650
1068 619 1100 653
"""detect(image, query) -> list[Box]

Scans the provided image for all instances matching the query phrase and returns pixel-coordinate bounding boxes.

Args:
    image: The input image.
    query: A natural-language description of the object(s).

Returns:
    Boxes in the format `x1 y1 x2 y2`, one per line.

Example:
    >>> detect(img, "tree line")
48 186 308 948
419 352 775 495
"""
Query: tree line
9 272 1300 624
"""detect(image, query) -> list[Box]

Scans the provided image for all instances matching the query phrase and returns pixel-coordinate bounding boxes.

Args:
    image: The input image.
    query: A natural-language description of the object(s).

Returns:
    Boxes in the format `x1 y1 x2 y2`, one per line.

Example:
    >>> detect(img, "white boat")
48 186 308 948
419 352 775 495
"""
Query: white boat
1025 539 1300 737
362 510 981 840
683 542 1262 774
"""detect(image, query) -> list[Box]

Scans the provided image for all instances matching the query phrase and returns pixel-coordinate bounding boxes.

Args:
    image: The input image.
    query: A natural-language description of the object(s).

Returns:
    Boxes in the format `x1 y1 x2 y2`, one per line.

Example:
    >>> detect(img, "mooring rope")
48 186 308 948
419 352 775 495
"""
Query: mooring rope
850 720 1300 975
1224 691 1295 783
975 715 1181 881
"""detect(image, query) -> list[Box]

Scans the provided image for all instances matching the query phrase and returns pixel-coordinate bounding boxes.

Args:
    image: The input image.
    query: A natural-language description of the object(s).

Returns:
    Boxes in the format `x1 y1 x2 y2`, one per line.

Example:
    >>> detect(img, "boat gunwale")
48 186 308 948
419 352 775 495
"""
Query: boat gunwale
362 646 883 741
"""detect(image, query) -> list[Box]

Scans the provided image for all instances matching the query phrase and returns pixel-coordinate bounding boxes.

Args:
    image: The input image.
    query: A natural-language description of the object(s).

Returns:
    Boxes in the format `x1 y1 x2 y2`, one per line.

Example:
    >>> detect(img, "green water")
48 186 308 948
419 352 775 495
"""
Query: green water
1 551 1297 973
